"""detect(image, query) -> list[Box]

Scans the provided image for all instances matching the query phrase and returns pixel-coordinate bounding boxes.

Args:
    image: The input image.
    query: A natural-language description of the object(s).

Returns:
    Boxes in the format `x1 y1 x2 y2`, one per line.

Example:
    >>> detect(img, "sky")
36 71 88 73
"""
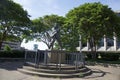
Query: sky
13 0 120 50
13 0 120 19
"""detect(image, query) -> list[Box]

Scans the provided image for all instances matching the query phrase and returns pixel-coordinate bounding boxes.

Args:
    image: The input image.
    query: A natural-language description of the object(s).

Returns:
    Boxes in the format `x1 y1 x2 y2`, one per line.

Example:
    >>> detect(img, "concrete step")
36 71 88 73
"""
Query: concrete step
24 62 84 70
22 66 88 74
18 68 92 78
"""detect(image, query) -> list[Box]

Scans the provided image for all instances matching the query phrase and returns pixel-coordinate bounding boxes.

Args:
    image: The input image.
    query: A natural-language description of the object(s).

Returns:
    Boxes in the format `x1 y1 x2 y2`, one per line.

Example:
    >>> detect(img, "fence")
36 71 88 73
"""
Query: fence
25 49 85 70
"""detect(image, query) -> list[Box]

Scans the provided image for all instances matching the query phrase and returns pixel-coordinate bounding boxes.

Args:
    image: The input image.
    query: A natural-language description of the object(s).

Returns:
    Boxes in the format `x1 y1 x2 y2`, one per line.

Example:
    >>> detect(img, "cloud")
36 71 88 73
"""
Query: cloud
13 0 32 9
13 0 62 19
13 0 120 19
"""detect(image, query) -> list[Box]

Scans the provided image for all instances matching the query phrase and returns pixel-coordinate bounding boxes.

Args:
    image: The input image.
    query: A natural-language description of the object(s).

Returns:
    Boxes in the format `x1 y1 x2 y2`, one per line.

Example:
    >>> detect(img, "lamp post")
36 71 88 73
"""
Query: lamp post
33 44 38 67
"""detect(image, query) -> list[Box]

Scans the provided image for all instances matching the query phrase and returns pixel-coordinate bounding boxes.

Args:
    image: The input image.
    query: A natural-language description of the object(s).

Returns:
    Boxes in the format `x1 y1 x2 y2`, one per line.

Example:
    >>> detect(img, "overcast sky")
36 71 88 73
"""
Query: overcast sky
13 0 120 20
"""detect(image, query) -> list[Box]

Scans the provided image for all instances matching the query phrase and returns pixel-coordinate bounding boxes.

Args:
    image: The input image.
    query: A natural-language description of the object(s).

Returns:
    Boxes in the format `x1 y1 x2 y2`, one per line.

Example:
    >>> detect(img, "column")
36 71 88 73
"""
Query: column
113 34 117 51
96 45 98 51
35 50 38 67
59 52 61 71
79 35 82 51
44 50 48 65
25 49 27 60
75 53 78 70
104 35 107 50
87 39 90 50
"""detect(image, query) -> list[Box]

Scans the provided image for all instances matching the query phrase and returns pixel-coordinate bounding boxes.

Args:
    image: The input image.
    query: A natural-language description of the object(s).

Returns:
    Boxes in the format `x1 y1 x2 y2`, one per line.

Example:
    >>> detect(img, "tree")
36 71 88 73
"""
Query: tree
0 0 31 50
61 21 79 51
31 15 65 49
63 2 120 56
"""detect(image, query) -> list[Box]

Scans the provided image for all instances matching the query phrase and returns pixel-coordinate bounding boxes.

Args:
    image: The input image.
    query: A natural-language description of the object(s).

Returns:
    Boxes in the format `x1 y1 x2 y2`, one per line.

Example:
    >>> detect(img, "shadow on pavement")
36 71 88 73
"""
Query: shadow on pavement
83 68 111 79
0 61 24 71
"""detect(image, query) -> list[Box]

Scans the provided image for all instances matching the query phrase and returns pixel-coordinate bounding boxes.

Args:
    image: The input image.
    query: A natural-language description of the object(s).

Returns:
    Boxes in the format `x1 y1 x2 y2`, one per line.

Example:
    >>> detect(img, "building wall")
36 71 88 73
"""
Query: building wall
1 41 21 50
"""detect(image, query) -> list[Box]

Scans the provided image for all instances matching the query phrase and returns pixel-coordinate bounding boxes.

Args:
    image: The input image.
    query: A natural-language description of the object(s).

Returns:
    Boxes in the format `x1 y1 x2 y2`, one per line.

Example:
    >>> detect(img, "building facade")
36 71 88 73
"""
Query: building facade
1 41 21 50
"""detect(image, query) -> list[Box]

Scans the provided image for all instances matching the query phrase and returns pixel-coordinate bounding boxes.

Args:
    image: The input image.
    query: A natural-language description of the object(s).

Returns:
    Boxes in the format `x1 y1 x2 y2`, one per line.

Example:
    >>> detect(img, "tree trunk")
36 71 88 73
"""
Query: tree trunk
93 41 97 59
0 41 3 50
89 37 97 59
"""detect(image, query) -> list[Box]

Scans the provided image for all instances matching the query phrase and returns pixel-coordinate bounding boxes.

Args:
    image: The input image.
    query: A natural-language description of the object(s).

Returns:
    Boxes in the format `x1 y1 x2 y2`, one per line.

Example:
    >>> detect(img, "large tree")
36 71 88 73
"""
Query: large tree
0 0 31 49
62 2 120 55
60 20 79 51
31 15 65 49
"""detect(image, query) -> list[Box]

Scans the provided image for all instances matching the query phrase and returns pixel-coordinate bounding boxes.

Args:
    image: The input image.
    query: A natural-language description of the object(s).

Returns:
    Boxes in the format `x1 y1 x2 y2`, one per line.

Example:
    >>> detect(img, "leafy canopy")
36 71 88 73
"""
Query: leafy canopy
0 0 31 49
30 15 65 49
62 2 120 51
0 0 31 42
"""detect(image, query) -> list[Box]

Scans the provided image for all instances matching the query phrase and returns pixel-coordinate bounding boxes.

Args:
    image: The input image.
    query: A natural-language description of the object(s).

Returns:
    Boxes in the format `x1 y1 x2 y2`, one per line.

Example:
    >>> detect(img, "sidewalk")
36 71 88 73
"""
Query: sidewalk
0 61 120 80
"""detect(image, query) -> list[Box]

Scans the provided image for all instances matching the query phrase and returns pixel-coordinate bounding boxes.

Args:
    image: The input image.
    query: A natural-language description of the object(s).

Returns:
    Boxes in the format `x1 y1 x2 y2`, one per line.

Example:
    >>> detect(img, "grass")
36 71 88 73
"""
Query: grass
78 73 84 77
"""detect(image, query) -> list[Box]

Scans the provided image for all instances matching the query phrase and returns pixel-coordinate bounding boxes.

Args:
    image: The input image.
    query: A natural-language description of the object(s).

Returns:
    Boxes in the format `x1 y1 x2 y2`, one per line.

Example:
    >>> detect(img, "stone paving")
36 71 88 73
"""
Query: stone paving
0 61 120 80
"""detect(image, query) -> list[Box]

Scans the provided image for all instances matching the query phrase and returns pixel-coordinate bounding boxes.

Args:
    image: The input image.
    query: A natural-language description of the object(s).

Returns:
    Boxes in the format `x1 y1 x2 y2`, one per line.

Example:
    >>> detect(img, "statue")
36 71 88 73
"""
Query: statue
50 23 62 50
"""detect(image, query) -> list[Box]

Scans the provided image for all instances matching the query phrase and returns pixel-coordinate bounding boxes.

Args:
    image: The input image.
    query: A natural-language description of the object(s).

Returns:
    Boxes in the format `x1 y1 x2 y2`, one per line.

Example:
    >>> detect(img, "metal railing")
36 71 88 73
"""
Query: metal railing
25 50 84 70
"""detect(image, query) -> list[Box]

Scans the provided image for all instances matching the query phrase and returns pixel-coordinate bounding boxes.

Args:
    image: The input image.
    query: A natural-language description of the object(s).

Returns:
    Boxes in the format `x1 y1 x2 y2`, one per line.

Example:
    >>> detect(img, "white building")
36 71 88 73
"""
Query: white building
1 41 21 50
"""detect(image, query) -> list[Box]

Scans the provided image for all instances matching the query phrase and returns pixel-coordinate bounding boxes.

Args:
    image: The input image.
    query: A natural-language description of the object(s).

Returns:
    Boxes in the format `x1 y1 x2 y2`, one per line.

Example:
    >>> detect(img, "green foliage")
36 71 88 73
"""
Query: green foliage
31 14 65 49
62 2 120 51
0 0 31 49
4 45 11 51
85 52 99 60
32 17 47 34
85 52 120 61
78 73 84 77
31 14 65 35
61 22 79 51
100 53 119 61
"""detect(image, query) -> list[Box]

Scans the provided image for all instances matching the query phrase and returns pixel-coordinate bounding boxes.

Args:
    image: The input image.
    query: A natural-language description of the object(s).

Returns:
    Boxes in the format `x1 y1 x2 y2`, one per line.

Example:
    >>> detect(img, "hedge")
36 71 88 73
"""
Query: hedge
84 52 120 61
0 50 25 58
85 52 99 59
100 53 120 61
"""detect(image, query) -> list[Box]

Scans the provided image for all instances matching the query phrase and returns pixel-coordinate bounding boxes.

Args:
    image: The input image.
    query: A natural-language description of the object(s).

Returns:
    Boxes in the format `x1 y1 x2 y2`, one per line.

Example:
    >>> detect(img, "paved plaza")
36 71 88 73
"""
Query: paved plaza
0 61 120 80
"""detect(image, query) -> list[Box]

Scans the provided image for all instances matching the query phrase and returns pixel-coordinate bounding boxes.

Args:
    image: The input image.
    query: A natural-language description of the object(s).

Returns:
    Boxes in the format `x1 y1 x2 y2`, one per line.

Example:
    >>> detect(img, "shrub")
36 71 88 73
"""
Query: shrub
100 53 119 61
84 52 120 61
0 50 25 58
84 52 99 60
4 45 12 52
85 53 92 59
